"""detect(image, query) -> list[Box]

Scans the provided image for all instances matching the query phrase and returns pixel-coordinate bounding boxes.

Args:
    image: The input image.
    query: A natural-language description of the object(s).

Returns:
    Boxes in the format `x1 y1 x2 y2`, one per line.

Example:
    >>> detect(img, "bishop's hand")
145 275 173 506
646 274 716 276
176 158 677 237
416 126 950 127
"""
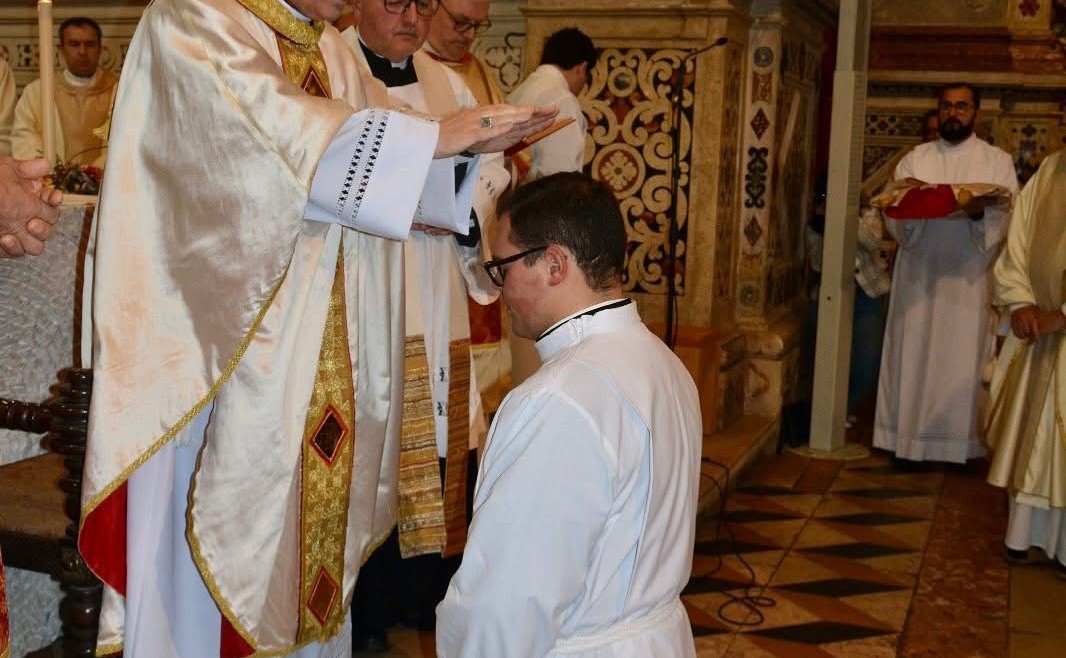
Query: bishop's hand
434 104 559 159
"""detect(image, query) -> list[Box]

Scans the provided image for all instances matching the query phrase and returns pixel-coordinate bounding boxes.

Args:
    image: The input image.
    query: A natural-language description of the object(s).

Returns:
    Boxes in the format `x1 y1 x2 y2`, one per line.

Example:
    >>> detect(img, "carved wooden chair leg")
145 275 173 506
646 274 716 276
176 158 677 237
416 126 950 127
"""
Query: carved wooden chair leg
44 369 99 658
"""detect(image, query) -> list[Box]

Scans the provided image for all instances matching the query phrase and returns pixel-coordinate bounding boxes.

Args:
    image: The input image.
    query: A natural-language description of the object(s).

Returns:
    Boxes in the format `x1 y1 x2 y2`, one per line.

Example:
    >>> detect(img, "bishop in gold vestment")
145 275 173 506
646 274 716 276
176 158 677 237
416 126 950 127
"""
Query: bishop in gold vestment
76 1 553 656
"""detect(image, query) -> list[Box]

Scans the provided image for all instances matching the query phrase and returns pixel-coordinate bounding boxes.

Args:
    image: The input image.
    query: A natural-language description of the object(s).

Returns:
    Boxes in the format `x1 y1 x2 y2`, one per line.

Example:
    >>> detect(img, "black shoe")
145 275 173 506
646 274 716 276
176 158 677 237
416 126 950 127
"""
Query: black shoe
1005 547 1030 565
891 457 926 472
352 629 389 654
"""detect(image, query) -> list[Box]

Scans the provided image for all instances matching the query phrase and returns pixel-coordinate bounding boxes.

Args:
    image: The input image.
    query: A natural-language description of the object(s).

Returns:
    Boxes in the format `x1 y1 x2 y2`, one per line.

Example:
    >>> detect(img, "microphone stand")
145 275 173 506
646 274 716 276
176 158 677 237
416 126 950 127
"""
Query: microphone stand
664 37 728 349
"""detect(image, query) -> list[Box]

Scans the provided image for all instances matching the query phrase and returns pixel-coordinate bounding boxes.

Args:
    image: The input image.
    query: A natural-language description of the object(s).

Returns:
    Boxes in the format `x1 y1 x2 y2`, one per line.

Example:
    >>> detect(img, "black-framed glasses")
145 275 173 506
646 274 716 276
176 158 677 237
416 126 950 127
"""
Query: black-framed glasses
483 246 547 286
438 1 493 36
938 100 974 114
383 0 440 18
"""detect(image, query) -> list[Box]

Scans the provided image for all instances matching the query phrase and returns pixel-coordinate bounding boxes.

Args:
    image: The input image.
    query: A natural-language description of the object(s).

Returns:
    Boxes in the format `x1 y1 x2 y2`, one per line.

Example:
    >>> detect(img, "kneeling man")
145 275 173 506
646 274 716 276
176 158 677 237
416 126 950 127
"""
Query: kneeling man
436 172 703 657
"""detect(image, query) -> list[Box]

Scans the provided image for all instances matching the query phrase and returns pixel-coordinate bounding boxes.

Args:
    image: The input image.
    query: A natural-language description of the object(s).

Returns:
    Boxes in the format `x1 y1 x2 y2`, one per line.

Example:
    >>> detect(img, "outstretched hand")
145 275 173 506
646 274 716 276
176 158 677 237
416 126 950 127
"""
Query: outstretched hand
434 104 559 159
0 157 64 257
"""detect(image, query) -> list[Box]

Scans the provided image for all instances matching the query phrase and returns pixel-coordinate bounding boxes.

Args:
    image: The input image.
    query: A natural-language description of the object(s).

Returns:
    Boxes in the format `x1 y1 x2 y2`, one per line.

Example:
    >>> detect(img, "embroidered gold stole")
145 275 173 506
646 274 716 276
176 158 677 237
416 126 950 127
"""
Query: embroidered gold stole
236 0 355 641
393 53 470 559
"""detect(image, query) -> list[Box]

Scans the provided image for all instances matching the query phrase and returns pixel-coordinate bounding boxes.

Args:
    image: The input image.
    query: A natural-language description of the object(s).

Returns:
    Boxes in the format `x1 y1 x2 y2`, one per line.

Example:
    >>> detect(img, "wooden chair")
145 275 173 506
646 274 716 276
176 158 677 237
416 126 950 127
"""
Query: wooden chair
0 369 101 658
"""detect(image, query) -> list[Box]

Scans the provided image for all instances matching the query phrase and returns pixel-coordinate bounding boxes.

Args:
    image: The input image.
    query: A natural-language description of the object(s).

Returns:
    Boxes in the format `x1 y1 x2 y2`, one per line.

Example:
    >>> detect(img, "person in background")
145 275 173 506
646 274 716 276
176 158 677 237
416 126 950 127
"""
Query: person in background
424 0 512 420
505 27 594 182
337 0 508 650
12 17 118 168
873 82 1019 467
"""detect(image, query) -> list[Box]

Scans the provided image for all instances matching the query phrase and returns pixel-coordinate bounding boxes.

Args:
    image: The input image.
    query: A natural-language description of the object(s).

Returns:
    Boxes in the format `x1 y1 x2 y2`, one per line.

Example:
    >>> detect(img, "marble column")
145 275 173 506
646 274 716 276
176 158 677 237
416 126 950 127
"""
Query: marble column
735 0 832 418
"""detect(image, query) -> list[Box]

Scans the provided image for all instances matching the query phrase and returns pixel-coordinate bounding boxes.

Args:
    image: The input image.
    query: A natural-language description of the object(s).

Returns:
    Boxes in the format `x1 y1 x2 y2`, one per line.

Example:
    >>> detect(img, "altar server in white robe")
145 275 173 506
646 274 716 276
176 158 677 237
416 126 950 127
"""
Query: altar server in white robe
75 1 555 657
437 173 702 657
339 0 507 640
873 82 1018 464
986 149 1066 572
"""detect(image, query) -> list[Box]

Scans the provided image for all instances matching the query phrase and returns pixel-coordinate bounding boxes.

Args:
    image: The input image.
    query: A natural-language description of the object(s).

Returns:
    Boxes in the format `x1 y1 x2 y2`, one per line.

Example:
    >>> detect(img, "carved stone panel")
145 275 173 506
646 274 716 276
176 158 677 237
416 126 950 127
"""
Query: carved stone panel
585 47 696 296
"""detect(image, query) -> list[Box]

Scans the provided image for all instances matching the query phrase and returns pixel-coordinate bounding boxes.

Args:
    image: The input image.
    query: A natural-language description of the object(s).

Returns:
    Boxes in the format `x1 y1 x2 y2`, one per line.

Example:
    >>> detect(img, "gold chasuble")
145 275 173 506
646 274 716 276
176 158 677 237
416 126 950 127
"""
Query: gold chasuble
78 0 438 656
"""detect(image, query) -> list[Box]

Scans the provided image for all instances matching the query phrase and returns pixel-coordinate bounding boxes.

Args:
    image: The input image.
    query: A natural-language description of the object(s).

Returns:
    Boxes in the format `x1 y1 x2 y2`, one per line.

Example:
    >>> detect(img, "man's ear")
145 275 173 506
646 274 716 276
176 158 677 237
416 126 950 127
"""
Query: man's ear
544 244 568 285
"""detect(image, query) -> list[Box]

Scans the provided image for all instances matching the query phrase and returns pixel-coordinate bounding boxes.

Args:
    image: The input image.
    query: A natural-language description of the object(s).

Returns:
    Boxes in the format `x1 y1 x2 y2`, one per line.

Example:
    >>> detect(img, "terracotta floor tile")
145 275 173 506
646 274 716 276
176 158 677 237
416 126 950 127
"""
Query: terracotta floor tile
737 634 840 658
1009 632 1066 658
695 632 738 657
1009 565 1066 637
822 633 900 658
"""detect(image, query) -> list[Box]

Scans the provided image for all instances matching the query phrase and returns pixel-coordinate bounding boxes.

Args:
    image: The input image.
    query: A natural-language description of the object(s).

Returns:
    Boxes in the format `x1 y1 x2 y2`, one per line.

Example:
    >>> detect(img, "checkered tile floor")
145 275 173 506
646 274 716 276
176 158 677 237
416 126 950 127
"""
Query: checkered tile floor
372 449 1020 658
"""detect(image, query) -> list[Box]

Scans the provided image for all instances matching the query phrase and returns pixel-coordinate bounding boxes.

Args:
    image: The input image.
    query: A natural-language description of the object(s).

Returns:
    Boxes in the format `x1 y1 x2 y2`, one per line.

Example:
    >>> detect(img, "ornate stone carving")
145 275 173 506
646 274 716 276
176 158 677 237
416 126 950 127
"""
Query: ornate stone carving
585 47 696 295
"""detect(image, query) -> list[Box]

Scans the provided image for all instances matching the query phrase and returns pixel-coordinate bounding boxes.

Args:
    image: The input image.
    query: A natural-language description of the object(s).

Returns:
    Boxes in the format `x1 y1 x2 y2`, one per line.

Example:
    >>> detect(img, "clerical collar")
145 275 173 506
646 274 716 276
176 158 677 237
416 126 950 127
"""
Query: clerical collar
537 298 633 342
359 39 418 87
63 69 96 88
280 0 310 23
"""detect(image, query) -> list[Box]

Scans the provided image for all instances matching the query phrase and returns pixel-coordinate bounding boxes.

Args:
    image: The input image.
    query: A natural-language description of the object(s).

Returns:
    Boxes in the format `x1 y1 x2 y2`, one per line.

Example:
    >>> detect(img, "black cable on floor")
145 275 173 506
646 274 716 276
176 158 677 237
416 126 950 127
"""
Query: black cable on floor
698 455 777 626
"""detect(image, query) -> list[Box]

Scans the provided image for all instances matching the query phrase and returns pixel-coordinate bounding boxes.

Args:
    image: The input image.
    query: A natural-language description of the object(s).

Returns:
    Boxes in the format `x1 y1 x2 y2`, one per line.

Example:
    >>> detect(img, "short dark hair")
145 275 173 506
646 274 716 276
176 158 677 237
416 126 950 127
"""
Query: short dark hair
60 17 103 44
938 82 980 110
922 108 939 122
497 173 626 292
540 28 597 72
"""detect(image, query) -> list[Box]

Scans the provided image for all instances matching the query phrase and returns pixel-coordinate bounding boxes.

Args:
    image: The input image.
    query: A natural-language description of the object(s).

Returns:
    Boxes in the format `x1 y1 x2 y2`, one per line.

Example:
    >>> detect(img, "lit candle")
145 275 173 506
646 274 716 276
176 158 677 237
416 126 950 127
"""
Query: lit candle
37 0 56 164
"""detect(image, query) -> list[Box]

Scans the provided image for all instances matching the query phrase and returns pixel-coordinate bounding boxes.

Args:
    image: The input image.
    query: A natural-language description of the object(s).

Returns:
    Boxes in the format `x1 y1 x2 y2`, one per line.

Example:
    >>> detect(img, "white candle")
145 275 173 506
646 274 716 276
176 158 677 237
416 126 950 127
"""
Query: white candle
37 0 56 164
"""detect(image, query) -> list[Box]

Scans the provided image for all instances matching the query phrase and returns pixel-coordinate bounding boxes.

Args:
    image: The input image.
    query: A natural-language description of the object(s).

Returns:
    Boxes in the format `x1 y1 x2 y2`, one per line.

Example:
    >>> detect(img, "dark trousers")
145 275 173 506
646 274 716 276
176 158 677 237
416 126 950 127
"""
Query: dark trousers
351 450 478 637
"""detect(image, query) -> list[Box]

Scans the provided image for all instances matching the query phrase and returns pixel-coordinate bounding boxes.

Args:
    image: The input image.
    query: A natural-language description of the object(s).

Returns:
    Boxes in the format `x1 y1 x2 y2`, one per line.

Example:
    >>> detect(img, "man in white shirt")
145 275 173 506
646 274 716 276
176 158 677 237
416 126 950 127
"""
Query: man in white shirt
873 82 1019 466
506 27 594 182
437 172 703 657
12 17 118 167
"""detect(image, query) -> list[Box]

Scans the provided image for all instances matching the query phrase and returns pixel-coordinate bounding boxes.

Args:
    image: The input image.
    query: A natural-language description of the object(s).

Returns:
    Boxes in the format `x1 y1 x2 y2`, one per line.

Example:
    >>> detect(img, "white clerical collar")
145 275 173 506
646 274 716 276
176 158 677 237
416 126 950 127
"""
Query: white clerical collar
535 298 637 360
280 1 311 23
356 29 412 69
63 69 97 87
534 63 570 88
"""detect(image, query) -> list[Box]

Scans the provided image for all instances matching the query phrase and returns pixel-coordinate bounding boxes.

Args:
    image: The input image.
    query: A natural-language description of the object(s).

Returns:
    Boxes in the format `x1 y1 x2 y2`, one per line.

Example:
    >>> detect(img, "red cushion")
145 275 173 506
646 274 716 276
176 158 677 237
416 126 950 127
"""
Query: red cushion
885 184 959 219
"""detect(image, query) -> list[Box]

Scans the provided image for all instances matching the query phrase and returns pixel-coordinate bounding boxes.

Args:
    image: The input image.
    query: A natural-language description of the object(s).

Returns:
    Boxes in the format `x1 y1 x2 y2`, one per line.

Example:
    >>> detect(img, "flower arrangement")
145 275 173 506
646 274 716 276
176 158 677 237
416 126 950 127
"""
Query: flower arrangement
49 161 103 195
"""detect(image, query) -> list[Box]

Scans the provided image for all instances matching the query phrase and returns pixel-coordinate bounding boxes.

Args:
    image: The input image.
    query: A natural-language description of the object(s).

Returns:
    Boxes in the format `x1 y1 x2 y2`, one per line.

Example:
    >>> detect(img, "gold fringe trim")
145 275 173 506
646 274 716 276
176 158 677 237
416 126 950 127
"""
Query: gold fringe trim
95 642 123 657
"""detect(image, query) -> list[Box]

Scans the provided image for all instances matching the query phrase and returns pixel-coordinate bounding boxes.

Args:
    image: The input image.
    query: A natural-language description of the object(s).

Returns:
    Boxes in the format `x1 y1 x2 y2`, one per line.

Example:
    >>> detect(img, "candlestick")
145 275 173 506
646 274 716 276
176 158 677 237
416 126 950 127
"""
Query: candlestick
38 0 56 164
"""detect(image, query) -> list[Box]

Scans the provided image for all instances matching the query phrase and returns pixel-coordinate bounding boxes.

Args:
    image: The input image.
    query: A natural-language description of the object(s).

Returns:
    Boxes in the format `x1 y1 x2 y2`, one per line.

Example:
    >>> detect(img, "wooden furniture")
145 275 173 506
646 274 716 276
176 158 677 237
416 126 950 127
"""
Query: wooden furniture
0 369 101 658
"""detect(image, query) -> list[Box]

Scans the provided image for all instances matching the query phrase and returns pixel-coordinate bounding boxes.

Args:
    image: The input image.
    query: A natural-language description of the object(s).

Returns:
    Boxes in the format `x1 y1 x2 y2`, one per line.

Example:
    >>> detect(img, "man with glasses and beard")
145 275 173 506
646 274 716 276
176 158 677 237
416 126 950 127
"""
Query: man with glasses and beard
873 82 1019 468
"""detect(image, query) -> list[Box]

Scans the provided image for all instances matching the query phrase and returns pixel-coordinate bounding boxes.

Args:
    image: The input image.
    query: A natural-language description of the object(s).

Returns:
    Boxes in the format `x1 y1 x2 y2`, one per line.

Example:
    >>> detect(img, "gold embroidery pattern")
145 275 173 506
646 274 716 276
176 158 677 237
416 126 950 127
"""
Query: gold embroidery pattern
396 337 446 558
235 0 322 46
276 36 332 101
297 257 356 644
442 338 471 558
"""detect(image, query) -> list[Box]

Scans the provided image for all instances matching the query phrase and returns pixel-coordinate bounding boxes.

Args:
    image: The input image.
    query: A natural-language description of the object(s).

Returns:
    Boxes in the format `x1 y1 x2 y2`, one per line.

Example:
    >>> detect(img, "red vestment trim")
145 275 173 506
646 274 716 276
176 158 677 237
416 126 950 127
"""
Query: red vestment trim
220 619 255 658
78 482 129 596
